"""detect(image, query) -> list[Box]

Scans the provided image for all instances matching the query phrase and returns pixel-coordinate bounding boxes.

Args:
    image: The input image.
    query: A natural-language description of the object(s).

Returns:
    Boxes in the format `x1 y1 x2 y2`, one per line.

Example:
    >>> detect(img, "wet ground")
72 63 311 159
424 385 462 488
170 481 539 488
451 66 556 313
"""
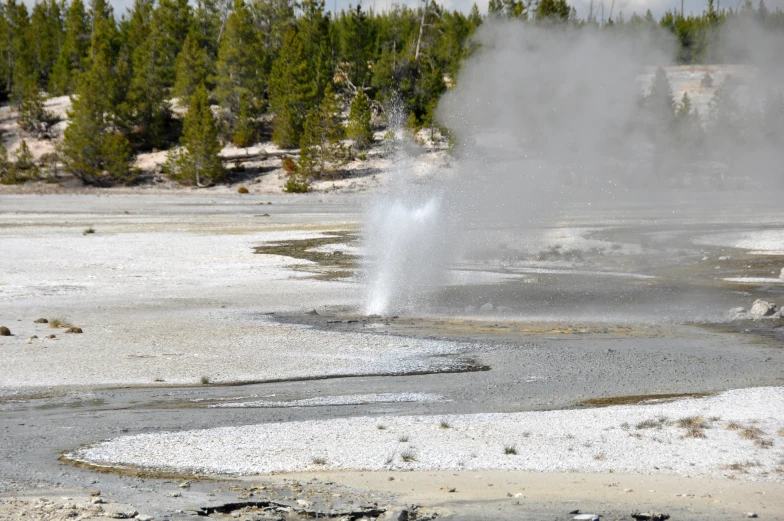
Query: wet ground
1 193 783 520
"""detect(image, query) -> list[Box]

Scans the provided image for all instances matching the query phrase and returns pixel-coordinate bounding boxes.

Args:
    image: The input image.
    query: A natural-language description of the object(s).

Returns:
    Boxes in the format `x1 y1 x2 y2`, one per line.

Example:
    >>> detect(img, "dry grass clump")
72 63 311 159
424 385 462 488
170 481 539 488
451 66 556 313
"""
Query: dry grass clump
83 227 95 235
200 376 210 385
237 186 249 194
754 439 773 449
777 427 784 437
593 452 607 461
677 416 708 439
740 427 765 440
400 448 417 462
439 420 451 429
637 416 669 430
377 424 387 431
504 444 517 455
725 421 744 431
721 460 761 473
48 317 72 329
311 456 327 465
398 435 409 443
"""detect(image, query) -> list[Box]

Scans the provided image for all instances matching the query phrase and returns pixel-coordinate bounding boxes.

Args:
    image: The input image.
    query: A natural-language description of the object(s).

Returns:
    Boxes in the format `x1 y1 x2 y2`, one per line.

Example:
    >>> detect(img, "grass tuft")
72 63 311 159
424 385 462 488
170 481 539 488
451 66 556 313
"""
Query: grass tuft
200 375 210 385
398 435 409 443
754 439 773 449
377 424 387 431
740 427 765 440
725 421 743 431
439 420 451 429
48 317 72 329
504 444 517 455
83 227 95 235
400 448 417 463
311 456 327 465
593 452 607 461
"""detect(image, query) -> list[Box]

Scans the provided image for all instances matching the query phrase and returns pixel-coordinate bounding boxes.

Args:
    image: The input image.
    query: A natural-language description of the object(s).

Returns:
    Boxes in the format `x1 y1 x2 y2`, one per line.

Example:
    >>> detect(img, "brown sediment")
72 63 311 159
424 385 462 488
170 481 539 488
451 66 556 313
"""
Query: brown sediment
253 231 358 280
59 453 217 481
578 391 714 408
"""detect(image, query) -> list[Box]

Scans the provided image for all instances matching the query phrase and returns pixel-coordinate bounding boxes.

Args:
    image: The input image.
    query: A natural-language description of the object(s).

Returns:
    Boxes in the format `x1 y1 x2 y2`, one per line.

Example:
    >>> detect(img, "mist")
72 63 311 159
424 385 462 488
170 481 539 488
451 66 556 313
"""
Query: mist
363 18 784 318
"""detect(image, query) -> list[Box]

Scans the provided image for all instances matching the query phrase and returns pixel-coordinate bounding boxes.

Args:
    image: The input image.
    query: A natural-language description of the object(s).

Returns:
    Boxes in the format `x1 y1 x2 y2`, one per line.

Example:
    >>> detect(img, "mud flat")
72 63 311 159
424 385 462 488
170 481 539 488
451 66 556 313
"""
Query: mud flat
1 193 783 520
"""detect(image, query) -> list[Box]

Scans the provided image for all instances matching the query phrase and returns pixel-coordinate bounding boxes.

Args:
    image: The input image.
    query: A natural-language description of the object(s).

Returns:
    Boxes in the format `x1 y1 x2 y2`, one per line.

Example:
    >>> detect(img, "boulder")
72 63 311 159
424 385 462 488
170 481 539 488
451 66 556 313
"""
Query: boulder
105 506 138 519
749 299 777 317
34 318 48 324
0 326 11 336
65 327 83 334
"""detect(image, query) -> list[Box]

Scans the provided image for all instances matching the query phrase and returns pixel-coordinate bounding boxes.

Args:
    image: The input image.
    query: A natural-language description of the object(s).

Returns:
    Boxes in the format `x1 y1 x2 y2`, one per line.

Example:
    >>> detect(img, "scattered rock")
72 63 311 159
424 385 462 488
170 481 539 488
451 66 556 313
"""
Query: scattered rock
47 334 56 339
479 302 494 312
749 299 777 317
0 326 11 336
65 327 83 334
137 516 153 521
747 514 758 519
719 255 732 260
34 318 48 324
178 481 190 488
238 186 249 194
91 497 105 504
631 513 669 521
105 506 138 519
90 490 101 497
26 336 37 344
574 515 601 521
166 492 181 498
379 509 408 521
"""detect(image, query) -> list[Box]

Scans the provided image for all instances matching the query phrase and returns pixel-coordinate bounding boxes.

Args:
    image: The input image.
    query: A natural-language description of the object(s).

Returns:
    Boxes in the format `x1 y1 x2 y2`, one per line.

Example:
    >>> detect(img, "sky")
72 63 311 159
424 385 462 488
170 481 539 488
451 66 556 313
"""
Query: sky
25 0 784 23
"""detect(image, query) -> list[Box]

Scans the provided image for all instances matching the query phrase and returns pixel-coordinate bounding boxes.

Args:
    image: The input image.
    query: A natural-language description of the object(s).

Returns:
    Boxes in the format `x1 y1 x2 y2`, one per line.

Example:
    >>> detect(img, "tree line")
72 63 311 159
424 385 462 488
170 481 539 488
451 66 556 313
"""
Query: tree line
0 0 782 188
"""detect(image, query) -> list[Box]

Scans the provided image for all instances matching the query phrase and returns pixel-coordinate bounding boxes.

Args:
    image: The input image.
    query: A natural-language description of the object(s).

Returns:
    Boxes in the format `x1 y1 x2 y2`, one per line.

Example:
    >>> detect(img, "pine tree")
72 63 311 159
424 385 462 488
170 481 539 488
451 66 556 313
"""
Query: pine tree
298 85 346 179
13 139 39 179
124 0 171 148
16 75 54 132
49 0 90 95
269 28 319 147
173 31 213 104
29 0 63 90
151 0 193 88
646 66 675 129
231 91 256 147
61 51 135 185
167 84 225 185
213 0 263 115
346 89 373 150
0 139 13 184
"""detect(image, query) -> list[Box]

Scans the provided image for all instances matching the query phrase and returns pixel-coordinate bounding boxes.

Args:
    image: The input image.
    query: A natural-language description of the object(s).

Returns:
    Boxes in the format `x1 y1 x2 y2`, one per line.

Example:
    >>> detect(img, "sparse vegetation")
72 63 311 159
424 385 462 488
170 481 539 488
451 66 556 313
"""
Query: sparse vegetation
740 427 765 440
439 420 451 429
725 421 743 430
311 456 327 465
48 317 72 329
754 439 773 449
677 416 708 438
398 435 409 443
400 448 417 462
593 452 607 461
721 460 760 473
237 186 249 194
504 444 517 455
83 227 95 235
377 424 387 430
200 376 210 385
636 417 669 430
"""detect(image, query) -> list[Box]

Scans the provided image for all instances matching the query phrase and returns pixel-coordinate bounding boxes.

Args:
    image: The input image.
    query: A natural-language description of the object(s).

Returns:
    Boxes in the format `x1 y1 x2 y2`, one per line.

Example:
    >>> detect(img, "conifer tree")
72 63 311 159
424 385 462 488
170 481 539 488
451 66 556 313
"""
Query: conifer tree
269 28 319 147
298 85 346 179
173 31 213 104
151 0 193 88
346 89 373 150
213 0 263 116
231 91 256 147
16 75 55 132
124 0 171 148
13 139 39 179
62 51 135 185
29 0 63 90
50 0 90 94
167 84 225 185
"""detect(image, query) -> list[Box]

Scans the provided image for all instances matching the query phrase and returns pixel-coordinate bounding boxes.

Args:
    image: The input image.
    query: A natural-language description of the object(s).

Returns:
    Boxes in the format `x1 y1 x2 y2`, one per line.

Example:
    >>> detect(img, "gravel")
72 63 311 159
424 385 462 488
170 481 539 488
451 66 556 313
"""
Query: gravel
69 387 784 481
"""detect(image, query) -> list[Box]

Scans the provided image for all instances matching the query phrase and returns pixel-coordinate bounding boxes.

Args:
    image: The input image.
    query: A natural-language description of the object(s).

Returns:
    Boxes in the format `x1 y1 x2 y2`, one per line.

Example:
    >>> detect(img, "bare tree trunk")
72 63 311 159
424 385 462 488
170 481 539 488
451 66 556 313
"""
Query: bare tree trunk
414 0 428 61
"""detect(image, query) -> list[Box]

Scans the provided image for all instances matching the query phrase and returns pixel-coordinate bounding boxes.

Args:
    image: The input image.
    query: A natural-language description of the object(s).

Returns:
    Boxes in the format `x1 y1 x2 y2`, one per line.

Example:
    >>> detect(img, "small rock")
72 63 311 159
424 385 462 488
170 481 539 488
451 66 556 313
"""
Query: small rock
26 337 36 344
379 509 408 521
631 513 669 521
65 327 83 334
178 481 190 488
479 303 494 312
719 255 732 260
749 299 777 318
90 490 101 496
574 515 601 521
624 488 633 492
0 326 11 336
137 516 153 521
166 492 181 498
747 514 758 519
105 506 138 519
34 318 48 324
47 334 56 339
91 497 105 504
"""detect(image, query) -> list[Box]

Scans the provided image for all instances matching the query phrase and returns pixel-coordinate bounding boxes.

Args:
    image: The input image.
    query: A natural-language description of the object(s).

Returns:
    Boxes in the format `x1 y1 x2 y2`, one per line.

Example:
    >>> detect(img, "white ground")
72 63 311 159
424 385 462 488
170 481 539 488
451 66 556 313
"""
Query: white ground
208 392 442 408
69 387 784 482
695 229 784 255
0 211 477 390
